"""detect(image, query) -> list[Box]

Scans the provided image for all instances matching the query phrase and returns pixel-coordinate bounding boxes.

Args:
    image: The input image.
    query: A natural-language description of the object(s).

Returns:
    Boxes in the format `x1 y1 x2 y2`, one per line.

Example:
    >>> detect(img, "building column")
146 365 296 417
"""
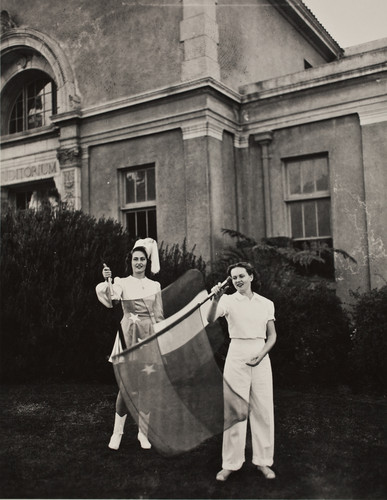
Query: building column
359 107 387 290
180 0 220 81
53 112 82 210
56 147 82 209
253 132 273 237
181 117 226 263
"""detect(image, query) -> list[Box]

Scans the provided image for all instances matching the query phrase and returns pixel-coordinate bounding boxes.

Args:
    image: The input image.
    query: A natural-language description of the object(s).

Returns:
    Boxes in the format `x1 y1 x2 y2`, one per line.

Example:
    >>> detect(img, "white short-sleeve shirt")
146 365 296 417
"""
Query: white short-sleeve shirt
217 292 275 339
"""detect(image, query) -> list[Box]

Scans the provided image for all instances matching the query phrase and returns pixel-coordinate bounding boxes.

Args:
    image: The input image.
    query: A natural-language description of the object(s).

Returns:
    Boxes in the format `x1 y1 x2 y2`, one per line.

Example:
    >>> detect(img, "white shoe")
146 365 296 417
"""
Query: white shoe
216 469 233 481
257 465 276 479
137 431 151 449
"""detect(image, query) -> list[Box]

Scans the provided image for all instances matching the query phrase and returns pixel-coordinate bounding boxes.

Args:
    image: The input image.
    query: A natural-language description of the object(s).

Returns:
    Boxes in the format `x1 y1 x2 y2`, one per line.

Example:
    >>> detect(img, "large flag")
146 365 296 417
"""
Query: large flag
112 269 249 456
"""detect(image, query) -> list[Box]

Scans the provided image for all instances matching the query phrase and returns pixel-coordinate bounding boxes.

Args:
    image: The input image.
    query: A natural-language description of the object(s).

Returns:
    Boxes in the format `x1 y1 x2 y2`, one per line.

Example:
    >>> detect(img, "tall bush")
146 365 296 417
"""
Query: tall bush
349 286 387 392
0 208 205 383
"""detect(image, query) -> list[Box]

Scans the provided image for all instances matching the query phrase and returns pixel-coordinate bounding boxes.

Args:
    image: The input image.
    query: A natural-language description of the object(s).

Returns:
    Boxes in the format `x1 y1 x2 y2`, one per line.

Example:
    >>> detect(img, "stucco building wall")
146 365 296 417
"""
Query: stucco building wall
87 130 186 246
2 0 183 108
269 116 370 302
217 0 328 90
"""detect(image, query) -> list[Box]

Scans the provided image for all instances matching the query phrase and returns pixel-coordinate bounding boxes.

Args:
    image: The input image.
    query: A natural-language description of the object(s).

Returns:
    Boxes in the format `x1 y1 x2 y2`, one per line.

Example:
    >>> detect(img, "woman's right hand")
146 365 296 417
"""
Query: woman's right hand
211 282 226 301
102 266 112 280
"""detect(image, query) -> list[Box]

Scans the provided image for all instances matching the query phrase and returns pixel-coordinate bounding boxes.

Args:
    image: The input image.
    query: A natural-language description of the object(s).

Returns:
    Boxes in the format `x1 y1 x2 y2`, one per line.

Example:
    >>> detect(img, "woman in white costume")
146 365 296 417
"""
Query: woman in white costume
207 262 277 481
96 238 163 451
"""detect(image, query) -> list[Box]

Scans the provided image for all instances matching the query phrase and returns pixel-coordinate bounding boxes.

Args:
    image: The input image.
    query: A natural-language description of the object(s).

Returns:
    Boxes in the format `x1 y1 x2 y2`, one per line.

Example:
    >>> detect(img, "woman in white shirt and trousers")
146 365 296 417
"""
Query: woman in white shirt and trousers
207 261 277 482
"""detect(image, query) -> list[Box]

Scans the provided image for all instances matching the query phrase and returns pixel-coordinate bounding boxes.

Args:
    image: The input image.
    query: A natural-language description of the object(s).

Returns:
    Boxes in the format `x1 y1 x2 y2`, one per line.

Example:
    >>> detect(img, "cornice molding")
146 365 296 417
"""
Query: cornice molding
243 95 387 134
241 61 387 102
81 78 241 119
358 101 387 125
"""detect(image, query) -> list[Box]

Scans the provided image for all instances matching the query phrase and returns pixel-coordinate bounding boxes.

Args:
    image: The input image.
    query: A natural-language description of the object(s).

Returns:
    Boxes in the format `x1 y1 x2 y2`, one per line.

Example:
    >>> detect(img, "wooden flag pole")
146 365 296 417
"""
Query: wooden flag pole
103 263 127 350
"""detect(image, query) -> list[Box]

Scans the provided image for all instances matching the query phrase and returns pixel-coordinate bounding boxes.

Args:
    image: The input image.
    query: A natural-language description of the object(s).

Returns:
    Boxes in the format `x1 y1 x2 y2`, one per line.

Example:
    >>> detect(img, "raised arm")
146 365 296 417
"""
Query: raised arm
95 266 123 308
206 283 226 323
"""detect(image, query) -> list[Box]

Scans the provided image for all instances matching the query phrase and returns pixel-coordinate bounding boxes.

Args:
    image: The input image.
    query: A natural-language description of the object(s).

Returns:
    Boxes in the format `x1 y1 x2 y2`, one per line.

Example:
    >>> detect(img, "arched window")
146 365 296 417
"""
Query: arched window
8 72 57 134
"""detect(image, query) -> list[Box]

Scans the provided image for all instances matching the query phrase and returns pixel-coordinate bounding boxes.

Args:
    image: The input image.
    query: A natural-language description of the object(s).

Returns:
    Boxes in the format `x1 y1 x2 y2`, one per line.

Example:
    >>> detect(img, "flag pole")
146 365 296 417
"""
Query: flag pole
103 263 127 350
111 275 231 359
198 276 232 306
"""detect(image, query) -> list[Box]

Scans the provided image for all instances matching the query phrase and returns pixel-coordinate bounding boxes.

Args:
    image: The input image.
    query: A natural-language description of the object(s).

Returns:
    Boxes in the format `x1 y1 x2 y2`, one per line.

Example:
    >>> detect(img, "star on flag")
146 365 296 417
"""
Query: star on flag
141 364 156 375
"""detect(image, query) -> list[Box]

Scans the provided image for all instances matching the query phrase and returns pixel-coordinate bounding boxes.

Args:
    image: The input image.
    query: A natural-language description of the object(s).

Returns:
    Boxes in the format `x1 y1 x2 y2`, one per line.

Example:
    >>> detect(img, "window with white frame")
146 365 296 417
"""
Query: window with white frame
285 155 331 242
285 155 334 277
8 73 57 134
121 164 157 239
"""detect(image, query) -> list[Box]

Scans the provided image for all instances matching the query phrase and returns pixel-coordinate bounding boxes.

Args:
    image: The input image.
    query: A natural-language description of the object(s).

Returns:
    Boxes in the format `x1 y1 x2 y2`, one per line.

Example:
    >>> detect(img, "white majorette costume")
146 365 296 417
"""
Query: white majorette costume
95 238 163 451
97 275 164 361
217 291 275 471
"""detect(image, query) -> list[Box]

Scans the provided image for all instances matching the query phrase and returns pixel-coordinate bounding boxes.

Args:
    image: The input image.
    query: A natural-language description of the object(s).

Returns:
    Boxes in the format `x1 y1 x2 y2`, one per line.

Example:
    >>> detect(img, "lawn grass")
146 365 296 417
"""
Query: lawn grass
0 383 386 499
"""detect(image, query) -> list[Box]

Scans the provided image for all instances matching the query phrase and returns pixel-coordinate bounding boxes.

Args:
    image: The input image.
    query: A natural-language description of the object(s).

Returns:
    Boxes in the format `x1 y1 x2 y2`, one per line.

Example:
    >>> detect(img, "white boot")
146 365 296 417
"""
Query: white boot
137 431 151 449
138 411 151 449
108 413 127 450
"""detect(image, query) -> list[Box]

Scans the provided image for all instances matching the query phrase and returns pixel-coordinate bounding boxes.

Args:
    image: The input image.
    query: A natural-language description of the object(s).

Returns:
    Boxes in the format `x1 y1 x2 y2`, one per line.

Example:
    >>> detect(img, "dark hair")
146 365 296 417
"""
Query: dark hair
227 261 261 292
124 245 152 276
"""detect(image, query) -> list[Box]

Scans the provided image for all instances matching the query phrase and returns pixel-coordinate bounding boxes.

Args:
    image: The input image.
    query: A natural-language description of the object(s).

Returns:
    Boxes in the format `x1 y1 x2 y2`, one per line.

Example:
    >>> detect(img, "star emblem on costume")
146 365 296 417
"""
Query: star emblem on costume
128 312 140 324
141 364 156 375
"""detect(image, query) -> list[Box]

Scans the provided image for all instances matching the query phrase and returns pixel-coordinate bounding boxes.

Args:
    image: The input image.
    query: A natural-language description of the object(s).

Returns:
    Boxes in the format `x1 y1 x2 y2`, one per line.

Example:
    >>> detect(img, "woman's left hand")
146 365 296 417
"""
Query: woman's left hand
246 355 262 367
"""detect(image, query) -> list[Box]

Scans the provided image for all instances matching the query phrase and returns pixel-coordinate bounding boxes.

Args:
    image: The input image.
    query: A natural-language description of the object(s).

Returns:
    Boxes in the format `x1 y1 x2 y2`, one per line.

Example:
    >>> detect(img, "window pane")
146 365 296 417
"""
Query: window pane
42 89 52 115
27 82 36 98
125 172 136 203
16 97 23 117
148 209 157 240
288 162 301 195
9 118 22 134
290 202 303 238
315 157 329 191
8 76 56 135
136 210 147 237
136 170 146 202
147 168 155 201
303 200 317 237
126 212 136 237
317 198 331 236
302 161 314 194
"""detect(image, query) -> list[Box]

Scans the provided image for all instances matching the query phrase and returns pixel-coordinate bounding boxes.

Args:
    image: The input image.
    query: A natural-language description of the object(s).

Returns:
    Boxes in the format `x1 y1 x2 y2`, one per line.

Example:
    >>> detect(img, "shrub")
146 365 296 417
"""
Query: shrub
349 286 387 392
0 208 205 383
157 240 206 289
0 207 133 383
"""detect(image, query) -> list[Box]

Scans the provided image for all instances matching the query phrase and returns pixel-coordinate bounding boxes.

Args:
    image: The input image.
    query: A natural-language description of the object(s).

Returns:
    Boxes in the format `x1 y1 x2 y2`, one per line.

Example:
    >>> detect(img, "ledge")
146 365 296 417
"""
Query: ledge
0 125 59 148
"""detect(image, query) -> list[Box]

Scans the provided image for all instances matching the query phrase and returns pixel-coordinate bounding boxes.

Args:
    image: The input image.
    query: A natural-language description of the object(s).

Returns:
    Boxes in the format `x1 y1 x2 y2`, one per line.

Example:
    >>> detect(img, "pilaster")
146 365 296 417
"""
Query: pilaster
253 131 273 237
53 111 82 209
180 0 220 81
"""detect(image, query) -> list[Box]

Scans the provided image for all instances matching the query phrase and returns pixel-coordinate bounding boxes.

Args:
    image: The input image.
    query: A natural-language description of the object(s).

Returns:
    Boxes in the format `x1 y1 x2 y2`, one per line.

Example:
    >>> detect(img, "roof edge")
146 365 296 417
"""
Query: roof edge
270 0 344 61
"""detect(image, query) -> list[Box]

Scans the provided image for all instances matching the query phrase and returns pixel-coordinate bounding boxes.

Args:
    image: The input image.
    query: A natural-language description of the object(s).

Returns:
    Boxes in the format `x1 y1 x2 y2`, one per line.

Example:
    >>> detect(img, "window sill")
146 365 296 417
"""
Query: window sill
1 125 59 147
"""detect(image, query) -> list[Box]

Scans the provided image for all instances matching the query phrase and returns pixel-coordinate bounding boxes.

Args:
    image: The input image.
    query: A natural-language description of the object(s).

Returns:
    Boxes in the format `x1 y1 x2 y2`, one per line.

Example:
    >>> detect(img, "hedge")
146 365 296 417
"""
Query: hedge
0 207 204 383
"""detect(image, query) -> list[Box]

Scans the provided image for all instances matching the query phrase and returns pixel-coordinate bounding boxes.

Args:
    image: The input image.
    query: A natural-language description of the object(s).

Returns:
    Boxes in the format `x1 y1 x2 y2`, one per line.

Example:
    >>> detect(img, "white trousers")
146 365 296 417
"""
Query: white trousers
222 338 274 470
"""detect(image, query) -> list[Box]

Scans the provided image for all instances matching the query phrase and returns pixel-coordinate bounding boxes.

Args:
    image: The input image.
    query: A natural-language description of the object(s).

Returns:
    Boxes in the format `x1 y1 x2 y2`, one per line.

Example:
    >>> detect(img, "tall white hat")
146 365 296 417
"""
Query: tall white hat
132 238 160 274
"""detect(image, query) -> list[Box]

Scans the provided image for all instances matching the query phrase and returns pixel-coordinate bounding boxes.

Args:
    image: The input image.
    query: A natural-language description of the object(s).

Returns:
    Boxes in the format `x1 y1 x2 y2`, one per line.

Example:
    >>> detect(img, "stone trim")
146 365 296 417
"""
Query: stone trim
359 101 387 125
1 28 80 113
244 95 387 135
57 146 82 168
81 77 240 119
